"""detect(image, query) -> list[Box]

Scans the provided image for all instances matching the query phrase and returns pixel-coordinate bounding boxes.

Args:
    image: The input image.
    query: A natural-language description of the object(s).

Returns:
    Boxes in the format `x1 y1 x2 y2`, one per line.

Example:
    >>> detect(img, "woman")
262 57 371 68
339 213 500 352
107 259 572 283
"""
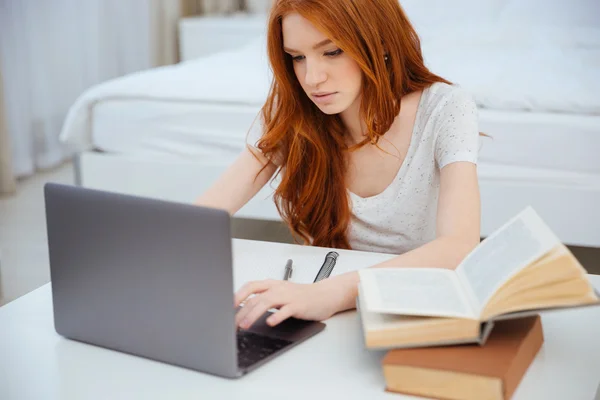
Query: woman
196 0 482 330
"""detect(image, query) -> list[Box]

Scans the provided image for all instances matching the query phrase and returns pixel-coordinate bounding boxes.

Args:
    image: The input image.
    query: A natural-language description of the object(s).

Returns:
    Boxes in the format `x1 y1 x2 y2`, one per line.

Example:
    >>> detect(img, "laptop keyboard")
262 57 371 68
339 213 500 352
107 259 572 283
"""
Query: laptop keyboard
237 330 293 370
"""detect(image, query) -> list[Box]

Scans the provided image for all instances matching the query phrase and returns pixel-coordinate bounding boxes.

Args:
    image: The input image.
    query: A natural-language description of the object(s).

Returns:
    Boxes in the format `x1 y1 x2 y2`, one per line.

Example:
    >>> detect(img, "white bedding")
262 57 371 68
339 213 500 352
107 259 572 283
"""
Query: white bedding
90 96 600 175
60 42 271 152
60 30 600 153
92 99 259 163
477 109 600 174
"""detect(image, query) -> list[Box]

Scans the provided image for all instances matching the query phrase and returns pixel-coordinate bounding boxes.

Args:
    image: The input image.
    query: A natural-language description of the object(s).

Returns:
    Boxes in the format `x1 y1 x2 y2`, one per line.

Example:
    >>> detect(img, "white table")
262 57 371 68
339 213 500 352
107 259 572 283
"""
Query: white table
1 239 600 400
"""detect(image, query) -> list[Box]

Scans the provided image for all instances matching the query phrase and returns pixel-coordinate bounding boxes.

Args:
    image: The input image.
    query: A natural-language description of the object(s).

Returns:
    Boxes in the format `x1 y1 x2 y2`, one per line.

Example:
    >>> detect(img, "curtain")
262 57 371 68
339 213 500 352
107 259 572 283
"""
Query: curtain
0 0 156 184
150 0 209 67
198 0 242 15
0 63 15 195
0 0 243 195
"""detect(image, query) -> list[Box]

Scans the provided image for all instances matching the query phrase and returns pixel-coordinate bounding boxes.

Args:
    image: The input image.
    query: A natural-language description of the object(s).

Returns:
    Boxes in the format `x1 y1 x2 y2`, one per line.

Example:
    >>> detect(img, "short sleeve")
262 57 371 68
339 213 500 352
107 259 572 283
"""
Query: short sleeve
434 88 480 169
245 112 283 166
246 113 264 152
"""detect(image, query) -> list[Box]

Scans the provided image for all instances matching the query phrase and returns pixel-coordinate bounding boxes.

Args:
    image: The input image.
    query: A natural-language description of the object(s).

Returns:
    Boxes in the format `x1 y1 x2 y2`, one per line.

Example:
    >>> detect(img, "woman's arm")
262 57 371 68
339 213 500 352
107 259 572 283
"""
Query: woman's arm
329 161 481 312
234 161 481 328
195 147 278 215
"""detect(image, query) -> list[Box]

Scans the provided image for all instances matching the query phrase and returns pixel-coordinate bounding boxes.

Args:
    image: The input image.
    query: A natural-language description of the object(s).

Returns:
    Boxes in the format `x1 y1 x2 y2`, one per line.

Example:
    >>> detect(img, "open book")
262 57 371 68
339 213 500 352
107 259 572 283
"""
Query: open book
357 206 600 349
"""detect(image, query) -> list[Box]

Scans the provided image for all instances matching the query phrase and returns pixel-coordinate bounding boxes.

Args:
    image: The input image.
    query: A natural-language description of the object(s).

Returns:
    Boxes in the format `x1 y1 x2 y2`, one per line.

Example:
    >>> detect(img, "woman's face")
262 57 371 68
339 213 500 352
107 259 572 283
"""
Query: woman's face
282 13 363 115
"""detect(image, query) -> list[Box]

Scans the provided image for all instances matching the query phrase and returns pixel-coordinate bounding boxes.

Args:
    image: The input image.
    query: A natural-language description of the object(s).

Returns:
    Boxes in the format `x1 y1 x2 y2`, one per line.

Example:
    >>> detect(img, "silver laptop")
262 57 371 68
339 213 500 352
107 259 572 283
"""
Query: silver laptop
44 183 325 378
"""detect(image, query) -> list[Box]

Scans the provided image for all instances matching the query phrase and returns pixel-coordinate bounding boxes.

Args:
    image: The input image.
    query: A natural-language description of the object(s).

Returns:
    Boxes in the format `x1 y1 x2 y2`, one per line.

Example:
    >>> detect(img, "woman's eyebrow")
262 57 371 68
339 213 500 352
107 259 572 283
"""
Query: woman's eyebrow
283 39 333 53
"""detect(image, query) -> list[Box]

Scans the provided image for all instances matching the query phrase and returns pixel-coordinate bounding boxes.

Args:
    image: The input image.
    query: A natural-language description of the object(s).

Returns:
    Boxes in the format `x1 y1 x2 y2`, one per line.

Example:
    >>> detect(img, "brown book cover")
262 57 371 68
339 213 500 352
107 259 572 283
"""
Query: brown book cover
382 315 544 400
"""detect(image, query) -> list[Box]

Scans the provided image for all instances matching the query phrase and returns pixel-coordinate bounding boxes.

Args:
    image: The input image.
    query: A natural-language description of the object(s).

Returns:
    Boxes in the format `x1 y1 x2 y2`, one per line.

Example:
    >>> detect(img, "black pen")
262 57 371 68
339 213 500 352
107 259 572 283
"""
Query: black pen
313 251 339 282
283 259 293 281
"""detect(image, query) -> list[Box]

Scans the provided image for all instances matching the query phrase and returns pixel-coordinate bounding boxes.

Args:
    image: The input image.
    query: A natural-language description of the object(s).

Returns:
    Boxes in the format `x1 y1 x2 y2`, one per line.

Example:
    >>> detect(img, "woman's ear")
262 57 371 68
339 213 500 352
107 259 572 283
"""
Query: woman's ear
382 42 389 62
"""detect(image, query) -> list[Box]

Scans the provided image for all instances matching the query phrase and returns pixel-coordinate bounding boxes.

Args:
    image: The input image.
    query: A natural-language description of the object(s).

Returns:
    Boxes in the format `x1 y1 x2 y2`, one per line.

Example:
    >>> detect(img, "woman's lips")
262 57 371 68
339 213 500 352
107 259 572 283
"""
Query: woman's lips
312 92 337 104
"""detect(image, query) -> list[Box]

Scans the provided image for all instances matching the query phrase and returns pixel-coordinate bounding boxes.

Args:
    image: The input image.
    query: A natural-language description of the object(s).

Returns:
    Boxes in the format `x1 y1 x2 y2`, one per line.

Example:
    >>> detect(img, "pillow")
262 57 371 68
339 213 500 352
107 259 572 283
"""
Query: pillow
399 0 505 31
497 0 600 28
401 0 600 49
417 25 600 49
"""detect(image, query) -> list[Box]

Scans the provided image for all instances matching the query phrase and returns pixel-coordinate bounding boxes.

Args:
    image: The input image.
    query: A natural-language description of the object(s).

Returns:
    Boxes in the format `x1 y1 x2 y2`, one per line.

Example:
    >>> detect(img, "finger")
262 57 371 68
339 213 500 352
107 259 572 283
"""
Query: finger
235 293 278 327
234 279 276 307
238 295 284 330
235 294 262 327
266 304 296 327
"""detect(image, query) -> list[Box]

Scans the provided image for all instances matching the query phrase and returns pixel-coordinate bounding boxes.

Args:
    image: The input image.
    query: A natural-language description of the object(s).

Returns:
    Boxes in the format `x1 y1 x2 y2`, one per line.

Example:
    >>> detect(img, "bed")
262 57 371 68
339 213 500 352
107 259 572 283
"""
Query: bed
59 2 600 248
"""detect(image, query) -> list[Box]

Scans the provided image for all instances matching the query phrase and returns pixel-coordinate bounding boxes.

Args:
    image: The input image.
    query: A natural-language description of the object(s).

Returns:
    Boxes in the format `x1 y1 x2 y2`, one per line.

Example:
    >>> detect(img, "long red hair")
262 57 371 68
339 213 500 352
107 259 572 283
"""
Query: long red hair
252 0 449 249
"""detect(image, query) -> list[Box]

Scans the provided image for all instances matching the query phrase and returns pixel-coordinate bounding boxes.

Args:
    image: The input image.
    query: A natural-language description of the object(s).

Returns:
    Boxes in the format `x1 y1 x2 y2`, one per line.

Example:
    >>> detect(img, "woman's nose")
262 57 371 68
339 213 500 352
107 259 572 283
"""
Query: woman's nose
304 60 327 87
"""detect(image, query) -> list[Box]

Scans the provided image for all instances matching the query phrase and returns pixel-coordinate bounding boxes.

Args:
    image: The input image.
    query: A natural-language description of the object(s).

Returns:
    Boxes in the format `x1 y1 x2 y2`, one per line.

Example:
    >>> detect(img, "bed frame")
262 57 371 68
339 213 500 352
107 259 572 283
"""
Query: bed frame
75 150 600 248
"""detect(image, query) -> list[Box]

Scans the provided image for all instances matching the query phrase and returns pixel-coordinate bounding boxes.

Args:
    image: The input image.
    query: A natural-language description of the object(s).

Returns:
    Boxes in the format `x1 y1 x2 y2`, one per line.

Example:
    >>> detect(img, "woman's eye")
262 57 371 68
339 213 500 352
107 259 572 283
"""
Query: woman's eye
289 49 341 62
325 49 343 57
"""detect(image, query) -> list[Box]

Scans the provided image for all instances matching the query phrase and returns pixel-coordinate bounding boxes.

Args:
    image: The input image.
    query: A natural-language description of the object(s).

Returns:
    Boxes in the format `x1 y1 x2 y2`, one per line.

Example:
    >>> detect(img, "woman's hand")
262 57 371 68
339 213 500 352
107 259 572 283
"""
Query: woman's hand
234 277 352 329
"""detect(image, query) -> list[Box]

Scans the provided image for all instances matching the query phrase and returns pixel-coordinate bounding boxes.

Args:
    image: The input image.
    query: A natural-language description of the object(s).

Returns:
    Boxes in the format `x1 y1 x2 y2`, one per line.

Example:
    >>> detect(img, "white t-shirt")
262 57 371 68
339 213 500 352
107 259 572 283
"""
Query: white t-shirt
347 82 480 254
247 82 480 254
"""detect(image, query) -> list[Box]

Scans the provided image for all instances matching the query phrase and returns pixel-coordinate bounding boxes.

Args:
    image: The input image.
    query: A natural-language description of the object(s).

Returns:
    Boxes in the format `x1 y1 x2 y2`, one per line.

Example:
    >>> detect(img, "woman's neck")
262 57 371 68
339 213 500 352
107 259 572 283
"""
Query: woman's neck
339 96 367 146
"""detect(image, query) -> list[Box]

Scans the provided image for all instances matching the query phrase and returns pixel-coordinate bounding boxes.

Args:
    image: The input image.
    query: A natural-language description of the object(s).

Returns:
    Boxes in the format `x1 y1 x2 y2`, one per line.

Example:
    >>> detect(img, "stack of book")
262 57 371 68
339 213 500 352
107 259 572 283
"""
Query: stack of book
357 207 600 400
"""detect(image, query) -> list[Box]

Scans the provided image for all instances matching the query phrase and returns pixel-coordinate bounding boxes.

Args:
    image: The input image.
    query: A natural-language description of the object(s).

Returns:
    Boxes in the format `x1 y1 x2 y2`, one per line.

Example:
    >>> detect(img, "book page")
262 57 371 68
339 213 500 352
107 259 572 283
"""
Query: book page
359 268 476 319
456 207 560 313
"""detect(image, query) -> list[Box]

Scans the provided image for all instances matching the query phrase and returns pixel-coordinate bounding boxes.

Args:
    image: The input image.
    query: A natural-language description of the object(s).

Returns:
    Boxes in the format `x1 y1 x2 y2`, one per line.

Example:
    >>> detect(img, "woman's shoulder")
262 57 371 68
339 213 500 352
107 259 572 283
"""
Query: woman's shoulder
419 82 478 124
423 82 477 112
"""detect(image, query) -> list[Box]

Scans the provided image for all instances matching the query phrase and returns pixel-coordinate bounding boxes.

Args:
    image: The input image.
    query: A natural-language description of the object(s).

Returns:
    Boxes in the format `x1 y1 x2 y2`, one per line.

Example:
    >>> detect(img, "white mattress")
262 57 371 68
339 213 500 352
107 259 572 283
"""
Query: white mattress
477 109 600 174
91 97 600 175
92 99 260 164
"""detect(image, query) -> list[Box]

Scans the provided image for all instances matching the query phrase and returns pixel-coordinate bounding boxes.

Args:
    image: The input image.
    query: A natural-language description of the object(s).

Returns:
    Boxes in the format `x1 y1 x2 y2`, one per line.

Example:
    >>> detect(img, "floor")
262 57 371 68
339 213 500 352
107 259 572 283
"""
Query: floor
1 162 598 307
0 162 74 306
